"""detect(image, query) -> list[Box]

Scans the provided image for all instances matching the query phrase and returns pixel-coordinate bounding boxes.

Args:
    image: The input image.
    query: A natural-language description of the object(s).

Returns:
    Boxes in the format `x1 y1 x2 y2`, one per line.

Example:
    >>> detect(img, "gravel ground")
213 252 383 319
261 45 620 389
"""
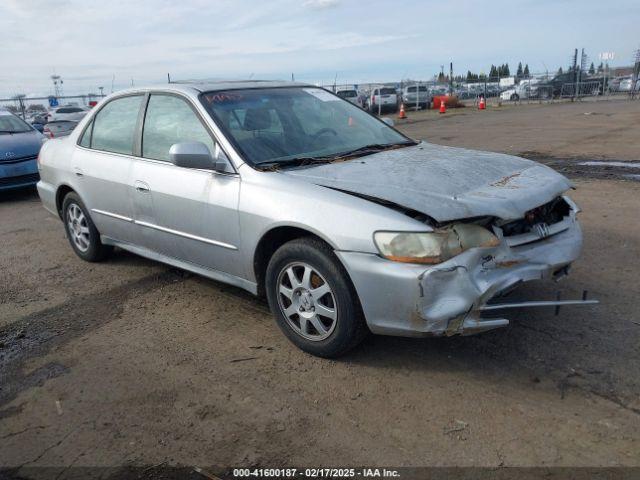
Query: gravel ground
0 99 639 477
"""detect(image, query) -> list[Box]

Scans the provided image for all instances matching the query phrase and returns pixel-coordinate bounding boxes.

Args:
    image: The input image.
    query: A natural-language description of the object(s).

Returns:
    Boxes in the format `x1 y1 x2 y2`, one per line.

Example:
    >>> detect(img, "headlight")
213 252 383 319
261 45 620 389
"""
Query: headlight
374 224 499 264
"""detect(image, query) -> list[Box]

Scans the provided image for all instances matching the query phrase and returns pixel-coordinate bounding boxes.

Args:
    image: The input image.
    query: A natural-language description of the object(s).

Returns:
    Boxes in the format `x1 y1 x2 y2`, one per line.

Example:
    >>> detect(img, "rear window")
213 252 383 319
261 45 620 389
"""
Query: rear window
336 90 357 98
380 88 396 95
57 107 84 113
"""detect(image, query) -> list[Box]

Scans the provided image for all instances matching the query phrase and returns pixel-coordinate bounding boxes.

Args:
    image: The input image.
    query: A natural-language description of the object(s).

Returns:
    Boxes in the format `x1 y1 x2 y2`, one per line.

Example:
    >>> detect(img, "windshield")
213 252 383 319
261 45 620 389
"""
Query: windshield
201 87 412 167
0 113 32 133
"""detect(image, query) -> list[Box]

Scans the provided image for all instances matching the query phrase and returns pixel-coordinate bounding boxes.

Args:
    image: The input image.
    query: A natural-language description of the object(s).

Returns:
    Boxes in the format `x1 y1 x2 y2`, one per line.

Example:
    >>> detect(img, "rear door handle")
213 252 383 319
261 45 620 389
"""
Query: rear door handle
74 167 83 177
134 180 150 193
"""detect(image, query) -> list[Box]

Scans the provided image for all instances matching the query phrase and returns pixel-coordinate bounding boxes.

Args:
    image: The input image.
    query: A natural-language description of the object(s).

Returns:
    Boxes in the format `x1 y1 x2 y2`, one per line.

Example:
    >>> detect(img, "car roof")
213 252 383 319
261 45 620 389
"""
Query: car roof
112 80 314 97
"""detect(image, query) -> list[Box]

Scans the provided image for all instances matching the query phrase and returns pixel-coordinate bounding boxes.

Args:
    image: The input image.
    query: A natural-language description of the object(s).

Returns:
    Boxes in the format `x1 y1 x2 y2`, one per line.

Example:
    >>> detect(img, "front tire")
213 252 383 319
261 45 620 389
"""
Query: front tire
265 237 368 358
62 192 112 262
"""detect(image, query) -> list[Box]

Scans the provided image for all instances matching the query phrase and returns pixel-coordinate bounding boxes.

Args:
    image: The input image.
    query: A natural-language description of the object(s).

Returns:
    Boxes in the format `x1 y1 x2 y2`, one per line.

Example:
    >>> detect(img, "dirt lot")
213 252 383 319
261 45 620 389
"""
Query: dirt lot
1 99 639 477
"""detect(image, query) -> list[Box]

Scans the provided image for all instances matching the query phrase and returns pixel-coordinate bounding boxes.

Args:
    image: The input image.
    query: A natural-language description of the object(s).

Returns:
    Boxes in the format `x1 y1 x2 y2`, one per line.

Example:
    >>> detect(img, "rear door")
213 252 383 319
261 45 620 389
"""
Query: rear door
131 93 242 277
73 94 144 244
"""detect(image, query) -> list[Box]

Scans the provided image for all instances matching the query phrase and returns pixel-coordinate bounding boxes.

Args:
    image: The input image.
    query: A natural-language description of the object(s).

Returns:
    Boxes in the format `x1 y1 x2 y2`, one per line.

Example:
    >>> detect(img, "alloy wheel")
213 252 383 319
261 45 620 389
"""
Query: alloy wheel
66 203 90 252
276 262 338 341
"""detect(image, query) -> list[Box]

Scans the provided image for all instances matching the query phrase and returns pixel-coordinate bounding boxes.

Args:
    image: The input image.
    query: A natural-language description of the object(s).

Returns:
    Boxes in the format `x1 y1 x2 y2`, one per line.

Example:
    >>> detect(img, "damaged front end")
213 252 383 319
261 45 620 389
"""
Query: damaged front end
337 195 598 338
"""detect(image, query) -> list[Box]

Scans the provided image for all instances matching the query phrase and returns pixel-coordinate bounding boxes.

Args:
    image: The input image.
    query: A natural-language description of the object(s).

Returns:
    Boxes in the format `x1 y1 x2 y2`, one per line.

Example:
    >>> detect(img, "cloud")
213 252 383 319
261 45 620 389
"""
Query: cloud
1 0 639 97
303 0 340 9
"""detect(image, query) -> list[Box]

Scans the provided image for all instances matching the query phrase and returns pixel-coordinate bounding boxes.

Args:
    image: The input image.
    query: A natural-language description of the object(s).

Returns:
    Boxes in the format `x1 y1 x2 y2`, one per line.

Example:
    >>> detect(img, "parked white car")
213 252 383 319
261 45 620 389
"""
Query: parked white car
335 88 361 107
367 87 398 114
47 105 89 122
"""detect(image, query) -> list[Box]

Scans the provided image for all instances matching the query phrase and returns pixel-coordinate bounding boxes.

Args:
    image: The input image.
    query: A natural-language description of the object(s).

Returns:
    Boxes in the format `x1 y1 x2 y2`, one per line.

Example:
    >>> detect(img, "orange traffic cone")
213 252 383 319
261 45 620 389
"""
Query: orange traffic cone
439 98 446 114
398 103 407 119
479 96 486 110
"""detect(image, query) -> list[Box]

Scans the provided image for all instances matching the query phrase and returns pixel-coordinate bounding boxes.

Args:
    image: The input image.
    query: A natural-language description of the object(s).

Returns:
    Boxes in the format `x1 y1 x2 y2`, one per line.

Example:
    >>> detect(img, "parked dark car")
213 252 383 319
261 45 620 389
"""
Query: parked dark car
0 110 45 191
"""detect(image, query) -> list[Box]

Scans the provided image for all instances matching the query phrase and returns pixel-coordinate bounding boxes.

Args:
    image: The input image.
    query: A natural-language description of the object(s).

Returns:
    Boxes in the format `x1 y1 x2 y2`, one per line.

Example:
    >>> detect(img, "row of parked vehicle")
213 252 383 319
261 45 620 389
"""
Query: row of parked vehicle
25 105 89 138
335 85 442 114
0 104 91 191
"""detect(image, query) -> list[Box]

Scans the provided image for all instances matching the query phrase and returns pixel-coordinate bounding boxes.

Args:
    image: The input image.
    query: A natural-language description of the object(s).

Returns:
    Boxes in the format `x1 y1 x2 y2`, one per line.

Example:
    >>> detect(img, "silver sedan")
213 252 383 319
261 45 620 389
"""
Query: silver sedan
36 81 595 357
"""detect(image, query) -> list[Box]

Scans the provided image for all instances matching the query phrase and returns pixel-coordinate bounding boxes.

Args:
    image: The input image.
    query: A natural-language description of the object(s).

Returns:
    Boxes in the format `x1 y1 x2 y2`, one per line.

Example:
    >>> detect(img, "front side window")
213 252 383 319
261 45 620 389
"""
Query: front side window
91 95 143 155
142 94 214 161
201 87 411 167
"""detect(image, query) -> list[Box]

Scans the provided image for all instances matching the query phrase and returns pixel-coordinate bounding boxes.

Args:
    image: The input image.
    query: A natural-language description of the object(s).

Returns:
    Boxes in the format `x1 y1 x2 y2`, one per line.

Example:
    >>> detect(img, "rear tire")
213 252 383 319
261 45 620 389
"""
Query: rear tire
62 192 113 262
265 237 368 358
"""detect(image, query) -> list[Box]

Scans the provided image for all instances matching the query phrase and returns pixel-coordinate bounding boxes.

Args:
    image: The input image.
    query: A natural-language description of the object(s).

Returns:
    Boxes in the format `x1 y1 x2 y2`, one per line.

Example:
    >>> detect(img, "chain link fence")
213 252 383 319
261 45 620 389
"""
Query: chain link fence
0 94 105 121
2 67 637 122
319 68 639 114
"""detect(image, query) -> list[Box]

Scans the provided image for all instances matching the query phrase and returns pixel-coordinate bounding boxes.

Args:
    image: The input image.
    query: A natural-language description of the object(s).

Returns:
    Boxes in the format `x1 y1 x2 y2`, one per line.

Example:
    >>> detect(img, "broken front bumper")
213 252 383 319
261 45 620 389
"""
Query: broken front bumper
337 217 589 337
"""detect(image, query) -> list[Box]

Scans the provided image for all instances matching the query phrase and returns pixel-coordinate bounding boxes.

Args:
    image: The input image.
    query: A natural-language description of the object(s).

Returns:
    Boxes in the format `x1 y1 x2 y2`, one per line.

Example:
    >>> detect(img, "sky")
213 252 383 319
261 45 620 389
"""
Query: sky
1 0 638 98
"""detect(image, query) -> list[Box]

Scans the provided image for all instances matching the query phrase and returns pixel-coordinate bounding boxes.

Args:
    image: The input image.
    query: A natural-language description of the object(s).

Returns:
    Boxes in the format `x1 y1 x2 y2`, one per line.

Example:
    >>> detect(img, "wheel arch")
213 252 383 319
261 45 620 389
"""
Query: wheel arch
55 184 76 218
253 225 338 297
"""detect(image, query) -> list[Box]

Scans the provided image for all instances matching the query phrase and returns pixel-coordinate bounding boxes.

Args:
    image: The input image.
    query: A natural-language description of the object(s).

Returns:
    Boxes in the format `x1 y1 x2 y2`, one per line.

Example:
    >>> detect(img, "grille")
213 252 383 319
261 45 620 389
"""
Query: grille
0 154 38 165
0 173 40 187
500 196 570 237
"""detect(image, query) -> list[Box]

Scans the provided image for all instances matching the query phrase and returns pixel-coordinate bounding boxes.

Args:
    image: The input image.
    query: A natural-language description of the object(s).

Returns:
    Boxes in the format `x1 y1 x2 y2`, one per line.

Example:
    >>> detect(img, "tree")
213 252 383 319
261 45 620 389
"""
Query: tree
489 65 498 78
557 67 564 75
516 62 523 78
597 62 604 72
589 62 595 75
523 64 530 78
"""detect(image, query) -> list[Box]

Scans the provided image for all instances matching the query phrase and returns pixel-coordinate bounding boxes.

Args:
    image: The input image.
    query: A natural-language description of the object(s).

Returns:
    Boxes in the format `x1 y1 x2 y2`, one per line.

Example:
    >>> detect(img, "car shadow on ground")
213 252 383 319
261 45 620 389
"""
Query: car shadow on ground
0 186 39 203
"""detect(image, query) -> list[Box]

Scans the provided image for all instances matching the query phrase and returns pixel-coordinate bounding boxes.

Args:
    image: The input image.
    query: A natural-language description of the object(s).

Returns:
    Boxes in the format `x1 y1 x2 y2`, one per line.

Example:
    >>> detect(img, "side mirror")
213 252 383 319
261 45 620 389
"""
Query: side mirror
169 142 214 169
381 117 395 127
213 144 235 174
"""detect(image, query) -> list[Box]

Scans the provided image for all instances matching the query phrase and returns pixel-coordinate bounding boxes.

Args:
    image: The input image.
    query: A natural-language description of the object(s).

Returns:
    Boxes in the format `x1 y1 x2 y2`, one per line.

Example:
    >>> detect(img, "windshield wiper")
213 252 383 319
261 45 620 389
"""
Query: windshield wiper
330 141 417 160
254 141 417 170
255 155 335 170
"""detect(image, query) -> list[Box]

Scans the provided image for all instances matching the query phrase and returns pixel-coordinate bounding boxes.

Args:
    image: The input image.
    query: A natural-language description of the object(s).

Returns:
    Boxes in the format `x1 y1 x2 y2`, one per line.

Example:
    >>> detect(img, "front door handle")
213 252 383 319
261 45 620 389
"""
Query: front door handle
74 167 83 177
134 180 150 193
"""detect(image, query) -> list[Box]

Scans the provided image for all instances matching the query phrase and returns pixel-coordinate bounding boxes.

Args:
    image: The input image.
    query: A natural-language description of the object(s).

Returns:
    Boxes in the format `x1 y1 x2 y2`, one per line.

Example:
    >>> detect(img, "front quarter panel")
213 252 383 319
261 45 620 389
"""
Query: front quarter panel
237 165 428 282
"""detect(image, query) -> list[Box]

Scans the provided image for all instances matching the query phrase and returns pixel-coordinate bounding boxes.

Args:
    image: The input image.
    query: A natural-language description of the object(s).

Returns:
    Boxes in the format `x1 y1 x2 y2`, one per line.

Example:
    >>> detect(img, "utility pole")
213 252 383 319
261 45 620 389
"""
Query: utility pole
632 49 640 100
51 75 63 98
449 62 453 95
571 48 578 101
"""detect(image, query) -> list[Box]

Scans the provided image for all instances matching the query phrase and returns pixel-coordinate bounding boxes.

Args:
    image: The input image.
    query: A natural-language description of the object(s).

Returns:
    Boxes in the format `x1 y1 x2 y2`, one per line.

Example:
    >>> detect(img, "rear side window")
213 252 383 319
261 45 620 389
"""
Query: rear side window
91 95 143 155
79 120 93 147
142 94 214 162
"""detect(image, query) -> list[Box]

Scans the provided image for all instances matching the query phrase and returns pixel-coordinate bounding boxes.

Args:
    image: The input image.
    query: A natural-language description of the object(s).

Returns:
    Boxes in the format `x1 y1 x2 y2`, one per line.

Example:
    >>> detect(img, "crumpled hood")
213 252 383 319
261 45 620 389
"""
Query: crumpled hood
281 142 572 222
